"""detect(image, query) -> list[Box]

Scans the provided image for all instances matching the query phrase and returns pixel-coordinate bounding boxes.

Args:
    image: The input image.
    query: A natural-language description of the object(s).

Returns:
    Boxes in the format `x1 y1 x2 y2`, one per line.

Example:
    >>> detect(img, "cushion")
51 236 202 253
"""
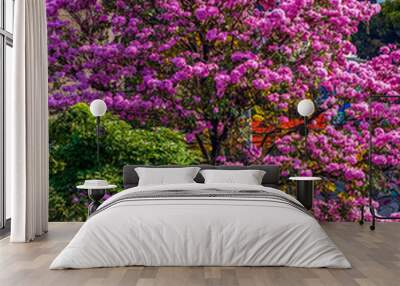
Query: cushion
200 169 266 185
135 167 201 186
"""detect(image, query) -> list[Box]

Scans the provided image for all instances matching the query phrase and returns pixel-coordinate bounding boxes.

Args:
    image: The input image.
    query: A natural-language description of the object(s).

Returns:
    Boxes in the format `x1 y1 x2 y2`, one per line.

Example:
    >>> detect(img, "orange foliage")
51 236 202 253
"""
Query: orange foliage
252 113 327 147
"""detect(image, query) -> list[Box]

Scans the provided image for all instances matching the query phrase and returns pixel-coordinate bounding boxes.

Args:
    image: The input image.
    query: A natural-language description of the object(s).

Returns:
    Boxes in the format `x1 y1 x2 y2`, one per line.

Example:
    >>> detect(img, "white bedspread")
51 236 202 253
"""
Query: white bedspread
50 183 351 269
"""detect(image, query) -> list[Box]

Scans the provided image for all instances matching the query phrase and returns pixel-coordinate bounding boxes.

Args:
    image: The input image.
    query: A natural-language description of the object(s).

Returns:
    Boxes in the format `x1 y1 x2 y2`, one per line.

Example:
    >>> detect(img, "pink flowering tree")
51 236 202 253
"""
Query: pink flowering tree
46 0 400 220
47 0 380 162
261 46 400 220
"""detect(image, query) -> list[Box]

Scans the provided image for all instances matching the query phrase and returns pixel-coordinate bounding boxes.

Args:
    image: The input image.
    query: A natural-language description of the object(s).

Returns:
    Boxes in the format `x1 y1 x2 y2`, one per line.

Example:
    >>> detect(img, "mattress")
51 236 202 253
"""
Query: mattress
50 183 351 269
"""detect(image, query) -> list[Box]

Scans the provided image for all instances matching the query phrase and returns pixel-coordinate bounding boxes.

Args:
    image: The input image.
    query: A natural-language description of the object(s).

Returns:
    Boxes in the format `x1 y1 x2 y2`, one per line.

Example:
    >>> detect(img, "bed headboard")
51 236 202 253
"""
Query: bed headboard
123 165 280 189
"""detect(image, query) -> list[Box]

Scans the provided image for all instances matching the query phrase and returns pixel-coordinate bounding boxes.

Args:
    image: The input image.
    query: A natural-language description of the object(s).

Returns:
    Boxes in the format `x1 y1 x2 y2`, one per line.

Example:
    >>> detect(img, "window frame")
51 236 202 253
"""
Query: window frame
0 0 14 232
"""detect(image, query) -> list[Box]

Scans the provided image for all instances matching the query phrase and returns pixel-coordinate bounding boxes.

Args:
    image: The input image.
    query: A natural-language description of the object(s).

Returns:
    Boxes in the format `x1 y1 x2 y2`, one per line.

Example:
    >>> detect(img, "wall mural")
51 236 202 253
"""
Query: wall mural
46 0 400 222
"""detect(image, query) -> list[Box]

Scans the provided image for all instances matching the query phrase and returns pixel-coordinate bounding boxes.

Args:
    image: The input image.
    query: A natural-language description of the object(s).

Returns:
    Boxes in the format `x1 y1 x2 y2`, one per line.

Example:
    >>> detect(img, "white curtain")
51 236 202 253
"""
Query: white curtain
8 0 49 242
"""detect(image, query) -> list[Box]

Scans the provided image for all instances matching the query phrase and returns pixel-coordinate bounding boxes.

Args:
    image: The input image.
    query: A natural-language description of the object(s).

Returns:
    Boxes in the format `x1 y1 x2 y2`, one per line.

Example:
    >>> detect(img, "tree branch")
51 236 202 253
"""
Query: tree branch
196 134 210 163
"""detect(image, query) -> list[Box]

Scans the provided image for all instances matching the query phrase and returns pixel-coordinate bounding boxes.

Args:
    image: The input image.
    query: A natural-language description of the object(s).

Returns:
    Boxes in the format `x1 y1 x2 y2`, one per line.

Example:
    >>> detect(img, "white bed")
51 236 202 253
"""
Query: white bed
50 183 351 269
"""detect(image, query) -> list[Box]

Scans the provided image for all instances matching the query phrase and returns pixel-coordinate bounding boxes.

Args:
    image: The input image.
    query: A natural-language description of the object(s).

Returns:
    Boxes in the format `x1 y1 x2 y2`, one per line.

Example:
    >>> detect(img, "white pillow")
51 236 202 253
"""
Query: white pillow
200 169 265 185
135 167 201 186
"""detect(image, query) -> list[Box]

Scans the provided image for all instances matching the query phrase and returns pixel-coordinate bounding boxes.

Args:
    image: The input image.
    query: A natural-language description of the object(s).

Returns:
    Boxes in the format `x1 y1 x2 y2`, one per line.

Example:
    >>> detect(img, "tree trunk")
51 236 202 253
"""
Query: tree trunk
195 134 210 163
210 132 221 165
209 120 229 165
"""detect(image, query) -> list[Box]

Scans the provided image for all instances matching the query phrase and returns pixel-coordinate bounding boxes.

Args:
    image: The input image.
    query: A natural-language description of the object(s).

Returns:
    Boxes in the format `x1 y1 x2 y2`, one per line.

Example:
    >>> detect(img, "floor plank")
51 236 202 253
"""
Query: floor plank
0 222 399 286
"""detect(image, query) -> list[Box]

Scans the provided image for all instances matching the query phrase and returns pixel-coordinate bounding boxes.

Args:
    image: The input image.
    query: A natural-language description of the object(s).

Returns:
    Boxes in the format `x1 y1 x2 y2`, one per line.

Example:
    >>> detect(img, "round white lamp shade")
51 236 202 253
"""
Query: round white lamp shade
297 99 315 117
90 99 107 117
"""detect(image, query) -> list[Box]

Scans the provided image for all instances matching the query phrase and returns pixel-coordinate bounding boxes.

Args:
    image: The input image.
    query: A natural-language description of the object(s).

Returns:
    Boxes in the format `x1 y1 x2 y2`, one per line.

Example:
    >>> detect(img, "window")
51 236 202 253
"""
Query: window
1 0 14 231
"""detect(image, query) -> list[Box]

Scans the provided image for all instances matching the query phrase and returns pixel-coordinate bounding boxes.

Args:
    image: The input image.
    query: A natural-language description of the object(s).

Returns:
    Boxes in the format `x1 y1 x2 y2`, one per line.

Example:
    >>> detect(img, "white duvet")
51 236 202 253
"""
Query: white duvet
50 183 351 269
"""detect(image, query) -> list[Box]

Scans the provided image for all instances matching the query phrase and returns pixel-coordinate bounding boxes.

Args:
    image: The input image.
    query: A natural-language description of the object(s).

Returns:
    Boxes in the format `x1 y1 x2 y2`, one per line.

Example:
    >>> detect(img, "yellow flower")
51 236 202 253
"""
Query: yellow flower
326 182 336 192
254 106 265 116
253 114 264 121
308 161 318 168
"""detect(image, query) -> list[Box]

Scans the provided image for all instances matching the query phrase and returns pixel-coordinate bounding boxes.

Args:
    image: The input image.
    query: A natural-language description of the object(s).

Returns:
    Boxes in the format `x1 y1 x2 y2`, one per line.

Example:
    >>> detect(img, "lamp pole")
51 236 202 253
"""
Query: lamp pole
96 116 100 167
90 99 107 169
304 116 308 159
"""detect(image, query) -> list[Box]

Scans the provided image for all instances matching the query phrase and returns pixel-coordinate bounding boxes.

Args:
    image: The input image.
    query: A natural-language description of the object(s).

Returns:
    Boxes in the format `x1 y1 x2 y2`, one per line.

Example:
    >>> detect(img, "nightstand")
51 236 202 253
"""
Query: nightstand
289 177 321 210
77 184 116 216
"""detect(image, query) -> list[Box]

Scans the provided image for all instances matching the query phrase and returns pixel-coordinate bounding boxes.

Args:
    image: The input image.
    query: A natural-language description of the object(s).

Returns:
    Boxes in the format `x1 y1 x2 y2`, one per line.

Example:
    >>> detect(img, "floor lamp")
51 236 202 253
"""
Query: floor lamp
90 99 107 167
358 95 400 230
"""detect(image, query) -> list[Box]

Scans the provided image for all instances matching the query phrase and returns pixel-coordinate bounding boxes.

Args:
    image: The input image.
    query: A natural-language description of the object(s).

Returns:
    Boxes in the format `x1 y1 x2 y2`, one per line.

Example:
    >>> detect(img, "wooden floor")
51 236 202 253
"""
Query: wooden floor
0 222 399 286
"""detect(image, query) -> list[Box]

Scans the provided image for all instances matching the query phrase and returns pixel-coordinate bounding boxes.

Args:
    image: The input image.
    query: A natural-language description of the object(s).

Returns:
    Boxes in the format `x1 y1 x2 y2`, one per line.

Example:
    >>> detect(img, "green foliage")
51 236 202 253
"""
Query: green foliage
352 0 400 59
49 103 201 221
